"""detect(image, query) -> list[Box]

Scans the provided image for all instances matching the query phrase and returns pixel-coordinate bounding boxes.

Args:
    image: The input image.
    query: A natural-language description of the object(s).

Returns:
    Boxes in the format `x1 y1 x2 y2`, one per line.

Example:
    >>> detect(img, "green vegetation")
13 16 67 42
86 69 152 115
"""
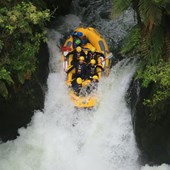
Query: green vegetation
0 1 50 98
113 0 170 120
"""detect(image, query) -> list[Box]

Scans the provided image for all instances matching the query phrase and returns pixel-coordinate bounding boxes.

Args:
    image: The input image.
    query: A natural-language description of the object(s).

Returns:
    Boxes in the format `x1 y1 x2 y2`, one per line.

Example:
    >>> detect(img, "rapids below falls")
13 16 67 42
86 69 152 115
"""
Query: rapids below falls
0 0 169 170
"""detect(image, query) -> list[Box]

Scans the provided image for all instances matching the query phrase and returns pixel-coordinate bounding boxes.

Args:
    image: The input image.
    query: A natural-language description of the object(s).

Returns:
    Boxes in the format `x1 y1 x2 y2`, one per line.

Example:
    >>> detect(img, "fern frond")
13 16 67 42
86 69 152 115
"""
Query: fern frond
140 37 150 60
139 0 162 29
0 80 8 98
141 25 164 65
149 25 164 63
112 0 132 18
159 0 170 16
165 33 170 61
121 25 141 55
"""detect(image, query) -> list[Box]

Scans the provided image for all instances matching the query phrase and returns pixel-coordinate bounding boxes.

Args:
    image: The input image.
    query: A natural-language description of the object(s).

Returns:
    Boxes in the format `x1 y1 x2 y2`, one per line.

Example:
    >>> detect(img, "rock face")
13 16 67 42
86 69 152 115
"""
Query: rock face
0 42 49 142
127 80 170 165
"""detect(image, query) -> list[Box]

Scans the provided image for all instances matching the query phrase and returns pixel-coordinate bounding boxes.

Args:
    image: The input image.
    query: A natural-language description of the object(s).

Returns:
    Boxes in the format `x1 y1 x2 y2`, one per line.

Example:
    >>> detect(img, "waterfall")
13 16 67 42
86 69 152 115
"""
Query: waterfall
0 23 139 169
0 1 169 169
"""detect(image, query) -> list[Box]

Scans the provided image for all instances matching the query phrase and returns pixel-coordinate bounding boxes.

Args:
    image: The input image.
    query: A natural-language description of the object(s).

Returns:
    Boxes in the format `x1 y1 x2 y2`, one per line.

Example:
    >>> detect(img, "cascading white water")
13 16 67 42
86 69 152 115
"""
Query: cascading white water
0 24 139 170
0 9 169 170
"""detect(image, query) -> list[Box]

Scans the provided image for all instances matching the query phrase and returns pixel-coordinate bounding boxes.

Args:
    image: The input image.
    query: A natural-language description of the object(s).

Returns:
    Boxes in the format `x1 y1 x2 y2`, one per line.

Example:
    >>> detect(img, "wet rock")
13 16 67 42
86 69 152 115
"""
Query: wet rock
127 80 170 164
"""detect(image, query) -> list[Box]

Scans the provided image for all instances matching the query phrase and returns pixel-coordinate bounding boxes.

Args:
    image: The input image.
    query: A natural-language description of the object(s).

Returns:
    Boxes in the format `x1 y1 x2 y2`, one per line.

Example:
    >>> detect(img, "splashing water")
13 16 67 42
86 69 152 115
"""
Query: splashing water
0 7 169 170
0 19 139 169
141 164 170 170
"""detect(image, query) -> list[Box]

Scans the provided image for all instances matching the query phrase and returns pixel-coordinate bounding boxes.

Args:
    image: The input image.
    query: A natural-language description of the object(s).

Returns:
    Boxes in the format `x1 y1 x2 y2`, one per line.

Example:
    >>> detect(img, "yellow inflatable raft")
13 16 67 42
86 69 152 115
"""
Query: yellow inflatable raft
61 27 112 108
69 80 97 108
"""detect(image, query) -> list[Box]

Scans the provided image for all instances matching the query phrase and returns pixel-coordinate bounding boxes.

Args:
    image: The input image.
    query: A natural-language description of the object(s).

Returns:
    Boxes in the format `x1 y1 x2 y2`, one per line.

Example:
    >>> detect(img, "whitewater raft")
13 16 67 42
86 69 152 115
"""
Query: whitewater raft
61 27 112 108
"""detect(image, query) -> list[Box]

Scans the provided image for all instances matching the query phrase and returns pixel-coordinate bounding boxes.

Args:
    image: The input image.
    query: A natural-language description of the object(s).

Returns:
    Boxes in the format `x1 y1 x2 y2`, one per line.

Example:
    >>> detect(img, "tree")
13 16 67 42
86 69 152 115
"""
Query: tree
0 1 50 98
113 0 170 119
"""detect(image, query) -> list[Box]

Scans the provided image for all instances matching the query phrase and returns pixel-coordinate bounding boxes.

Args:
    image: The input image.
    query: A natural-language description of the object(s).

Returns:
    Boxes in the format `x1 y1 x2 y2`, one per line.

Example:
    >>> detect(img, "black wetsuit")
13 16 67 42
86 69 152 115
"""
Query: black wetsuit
86 64 98 79
71 62 87 80
86 51 104 64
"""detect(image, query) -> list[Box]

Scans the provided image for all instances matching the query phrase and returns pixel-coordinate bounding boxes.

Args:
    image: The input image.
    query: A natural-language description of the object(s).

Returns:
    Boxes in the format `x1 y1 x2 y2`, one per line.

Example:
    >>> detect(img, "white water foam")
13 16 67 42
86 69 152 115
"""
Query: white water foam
0 27 140 170
141 164 170 170
0 12 169 170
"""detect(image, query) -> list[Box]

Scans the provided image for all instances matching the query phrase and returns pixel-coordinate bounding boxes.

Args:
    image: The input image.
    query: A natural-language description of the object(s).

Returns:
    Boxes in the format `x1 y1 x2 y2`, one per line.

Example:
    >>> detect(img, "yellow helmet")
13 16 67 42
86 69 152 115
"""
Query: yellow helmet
91 47 96 53
76 46 82 53
92 75 99 80
76 77 82 84
90 59 96 65
79 56 85 61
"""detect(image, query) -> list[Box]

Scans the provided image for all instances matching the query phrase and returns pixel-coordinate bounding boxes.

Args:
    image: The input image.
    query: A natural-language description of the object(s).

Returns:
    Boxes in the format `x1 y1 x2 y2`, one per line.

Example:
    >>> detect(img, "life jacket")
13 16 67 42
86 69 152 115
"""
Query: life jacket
75 63 86 78
86 51 98 64
71 51 86 66
87 65 97 77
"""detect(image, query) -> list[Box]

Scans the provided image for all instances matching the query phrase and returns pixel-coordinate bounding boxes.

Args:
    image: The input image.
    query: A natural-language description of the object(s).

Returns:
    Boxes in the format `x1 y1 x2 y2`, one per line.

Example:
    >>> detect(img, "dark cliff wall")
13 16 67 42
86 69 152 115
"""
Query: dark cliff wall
127 80 170 165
